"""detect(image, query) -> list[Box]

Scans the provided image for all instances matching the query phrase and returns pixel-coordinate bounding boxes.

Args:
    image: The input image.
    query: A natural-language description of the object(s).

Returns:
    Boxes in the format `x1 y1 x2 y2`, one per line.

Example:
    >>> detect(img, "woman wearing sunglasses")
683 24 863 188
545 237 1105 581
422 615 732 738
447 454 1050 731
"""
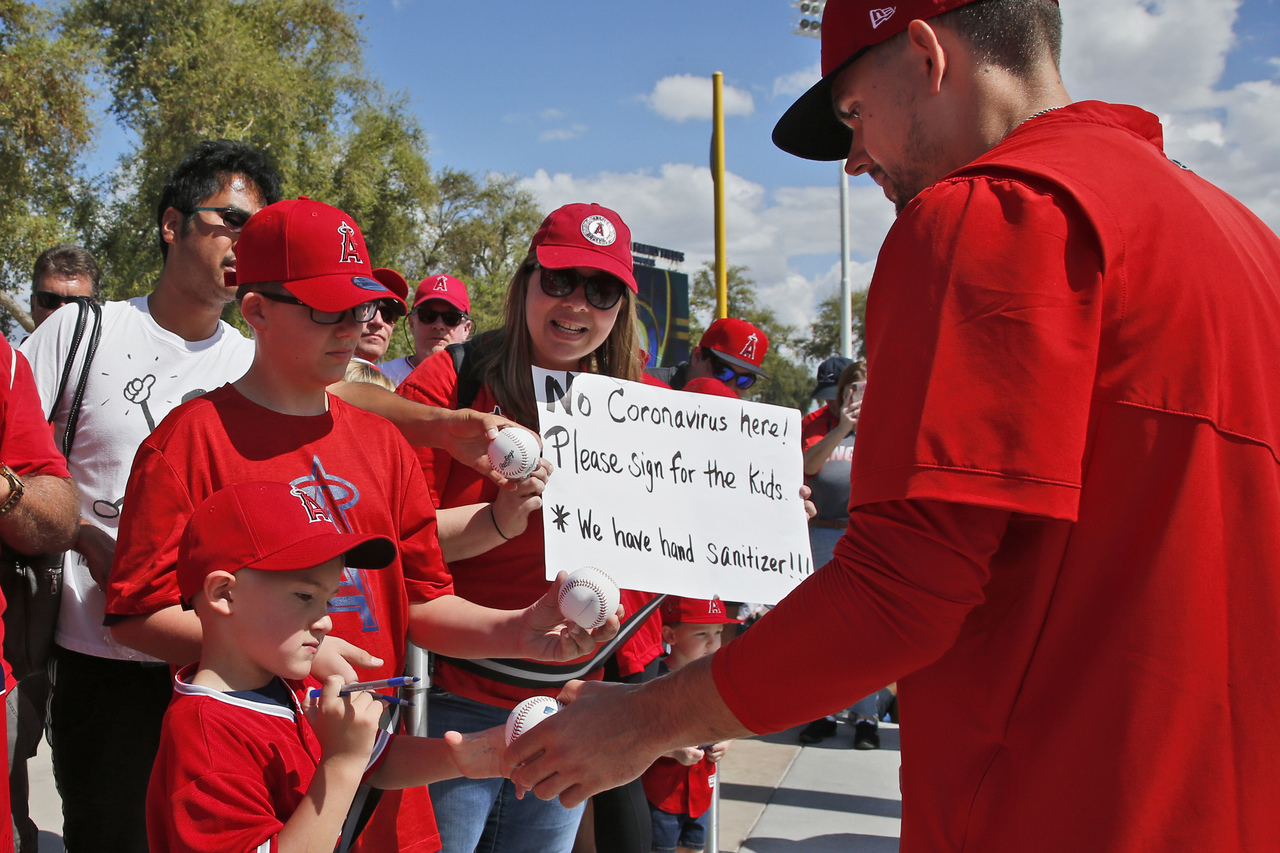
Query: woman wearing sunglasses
397 203 641 853
380 274 474 386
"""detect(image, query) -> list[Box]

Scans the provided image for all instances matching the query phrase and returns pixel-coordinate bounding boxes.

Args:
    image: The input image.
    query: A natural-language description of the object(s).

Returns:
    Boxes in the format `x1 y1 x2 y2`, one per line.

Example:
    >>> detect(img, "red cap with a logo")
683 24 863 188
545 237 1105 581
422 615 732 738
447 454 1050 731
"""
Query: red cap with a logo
661 596 741 625
372 268 409 314
772 0 1056 160
700 318 770 377
531 203 637 292
413 274 472 313
177 481 396 603
234 197 395 312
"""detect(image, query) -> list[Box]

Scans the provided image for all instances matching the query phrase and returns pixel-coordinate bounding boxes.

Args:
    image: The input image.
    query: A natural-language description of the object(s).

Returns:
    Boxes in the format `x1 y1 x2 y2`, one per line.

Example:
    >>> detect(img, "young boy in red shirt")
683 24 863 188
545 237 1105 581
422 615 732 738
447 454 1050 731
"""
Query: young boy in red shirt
148 480 504 853
641 597 739 853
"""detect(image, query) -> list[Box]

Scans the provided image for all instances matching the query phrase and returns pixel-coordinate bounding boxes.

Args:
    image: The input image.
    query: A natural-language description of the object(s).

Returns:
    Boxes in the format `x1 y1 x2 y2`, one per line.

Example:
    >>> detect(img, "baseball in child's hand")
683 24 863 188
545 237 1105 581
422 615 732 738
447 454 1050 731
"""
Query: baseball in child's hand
557 567 621 631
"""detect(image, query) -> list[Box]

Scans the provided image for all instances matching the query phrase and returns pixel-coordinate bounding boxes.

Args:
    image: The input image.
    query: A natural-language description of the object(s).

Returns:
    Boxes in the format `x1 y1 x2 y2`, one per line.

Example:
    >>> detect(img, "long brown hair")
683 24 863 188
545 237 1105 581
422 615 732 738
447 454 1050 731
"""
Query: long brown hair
474 251 642 428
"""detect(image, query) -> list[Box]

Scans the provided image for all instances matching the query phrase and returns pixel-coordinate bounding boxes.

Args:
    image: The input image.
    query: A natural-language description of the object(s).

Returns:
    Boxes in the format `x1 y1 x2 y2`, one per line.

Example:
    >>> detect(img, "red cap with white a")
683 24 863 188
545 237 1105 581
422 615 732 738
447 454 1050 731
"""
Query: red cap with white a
700 318 770 376
531 203 637 292
661 596 741 625
414 274 472 313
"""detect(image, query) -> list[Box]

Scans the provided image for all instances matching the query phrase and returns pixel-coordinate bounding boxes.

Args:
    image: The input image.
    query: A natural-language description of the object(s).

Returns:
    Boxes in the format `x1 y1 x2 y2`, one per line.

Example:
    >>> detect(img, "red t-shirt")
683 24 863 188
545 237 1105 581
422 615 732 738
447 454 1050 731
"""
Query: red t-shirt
641 753 716 819
0 341 71 691
613 590 663 678
107 384 451 852
397 352 604 707
714 102 1280 851
799 405 836 452
147 666 394 853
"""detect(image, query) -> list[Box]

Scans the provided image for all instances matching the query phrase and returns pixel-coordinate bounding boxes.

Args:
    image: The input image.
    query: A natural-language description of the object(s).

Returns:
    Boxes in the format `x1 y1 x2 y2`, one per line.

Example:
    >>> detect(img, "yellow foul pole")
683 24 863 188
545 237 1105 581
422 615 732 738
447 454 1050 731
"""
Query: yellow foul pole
712 71 727 320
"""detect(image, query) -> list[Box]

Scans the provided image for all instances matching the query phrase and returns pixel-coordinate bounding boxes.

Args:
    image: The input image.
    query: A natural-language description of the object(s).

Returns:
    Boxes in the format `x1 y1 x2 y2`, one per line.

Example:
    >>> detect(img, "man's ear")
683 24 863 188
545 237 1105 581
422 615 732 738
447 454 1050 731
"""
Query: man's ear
905 19 948 95
202 571 238 616
160 206 186 249
239 292 268 333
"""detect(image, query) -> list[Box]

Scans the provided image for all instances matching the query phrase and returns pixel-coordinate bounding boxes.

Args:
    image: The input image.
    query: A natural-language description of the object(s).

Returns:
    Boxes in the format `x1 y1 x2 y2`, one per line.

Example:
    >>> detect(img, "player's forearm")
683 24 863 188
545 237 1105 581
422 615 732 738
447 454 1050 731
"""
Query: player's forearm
276 756 366 853
109 606 203 666
329 380 456 447
407 596 524 659
435 503 505 563
0 475 78 554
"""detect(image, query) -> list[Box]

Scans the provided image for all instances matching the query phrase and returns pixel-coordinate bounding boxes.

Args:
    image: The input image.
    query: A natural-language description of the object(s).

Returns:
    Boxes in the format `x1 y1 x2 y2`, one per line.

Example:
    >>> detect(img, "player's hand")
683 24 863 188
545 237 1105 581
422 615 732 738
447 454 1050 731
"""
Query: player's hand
445 726 506 779
441 409 536 490
491 459 553 539
305 675 382 771
799 484 817 521
506 679 658 807
517 572 623 662
311 635 384 683
667 746 705 766
705 740 731 763
75 520 116 587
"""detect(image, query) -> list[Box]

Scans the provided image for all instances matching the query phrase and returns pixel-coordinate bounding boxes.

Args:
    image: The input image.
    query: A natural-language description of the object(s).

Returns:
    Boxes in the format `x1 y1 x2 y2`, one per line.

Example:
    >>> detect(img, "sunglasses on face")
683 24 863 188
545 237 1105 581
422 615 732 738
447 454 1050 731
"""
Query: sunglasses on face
373 300 405 322
31 292 95 311
710 357 758 390
191 206 252 232
256 291 378 325
415 306 468 327
538 266 625 311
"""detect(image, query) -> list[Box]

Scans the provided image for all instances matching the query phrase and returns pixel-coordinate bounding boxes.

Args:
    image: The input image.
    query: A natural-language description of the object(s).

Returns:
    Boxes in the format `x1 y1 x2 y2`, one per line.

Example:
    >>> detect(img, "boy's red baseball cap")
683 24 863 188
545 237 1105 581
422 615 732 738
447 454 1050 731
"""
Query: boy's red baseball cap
661 596 741 625
772 0 1058 161
531 203 637 293
234 197 396 312
414 274 472 313
178 481 396 603
701 318 770 376
372 267 410 314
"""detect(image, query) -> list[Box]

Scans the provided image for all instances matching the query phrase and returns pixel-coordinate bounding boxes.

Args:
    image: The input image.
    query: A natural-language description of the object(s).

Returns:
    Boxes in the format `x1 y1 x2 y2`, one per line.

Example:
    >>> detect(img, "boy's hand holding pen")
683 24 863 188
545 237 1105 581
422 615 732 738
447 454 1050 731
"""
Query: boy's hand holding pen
308 675 420 706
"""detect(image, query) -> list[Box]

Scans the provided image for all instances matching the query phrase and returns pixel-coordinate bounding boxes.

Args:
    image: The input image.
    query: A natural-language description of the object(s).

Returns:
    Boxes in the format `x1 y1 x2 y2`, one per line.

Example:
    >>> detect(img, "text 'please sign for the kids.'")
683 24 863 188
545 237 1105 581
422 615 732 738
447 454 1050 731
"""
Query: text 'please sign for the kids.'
533 369 812 605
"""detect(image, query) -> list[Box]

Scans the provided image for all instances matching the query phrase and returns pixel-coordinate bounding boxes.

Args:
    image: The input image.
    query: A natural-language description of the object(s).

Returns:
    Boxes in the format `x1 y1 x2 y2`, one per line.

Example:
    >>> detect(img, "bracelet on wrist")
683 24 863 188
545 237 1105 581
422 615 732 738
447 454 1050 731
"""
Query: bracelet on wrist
489 504 512 541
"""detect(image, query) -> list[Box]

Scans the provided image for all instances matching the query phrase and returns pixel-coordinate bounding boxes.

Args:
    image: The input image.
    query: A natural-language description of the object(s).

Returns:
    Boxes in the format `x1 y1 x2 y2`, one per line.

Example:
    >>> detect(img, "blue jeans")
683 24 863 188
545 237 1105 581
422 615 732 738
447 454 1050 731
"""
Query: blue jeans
428 690 585 853
649 803 707 853
850 687 895 722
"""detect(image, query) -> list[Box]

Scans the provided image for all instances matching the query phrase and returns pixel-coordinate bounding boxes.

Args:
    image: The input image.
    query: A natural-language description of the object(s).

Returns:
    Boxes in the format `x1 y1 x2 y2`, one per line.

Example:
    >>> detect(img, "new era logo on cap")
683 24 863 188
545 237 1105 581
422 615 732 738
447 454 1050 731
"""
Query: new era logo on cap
869 6 896 27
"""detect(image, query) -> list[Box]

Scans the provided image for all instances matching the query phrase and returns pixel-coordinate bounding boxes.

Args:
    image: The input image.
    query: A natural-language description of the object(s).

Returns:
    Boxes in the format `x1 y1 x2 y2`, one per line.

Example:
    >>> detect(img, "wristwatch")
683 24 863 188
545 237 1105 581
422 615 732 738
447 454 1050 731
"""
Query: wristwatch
0 464 25 515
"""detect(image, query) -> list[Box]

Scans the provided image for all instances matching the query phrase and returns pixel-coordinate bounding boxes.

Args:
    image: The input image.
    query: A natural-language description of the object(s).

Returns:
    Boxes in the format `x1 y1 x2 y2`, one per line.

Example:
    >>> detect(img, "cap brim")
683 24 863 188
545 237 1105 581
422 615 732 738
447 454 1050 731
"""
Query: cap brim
372 268 410 310
250 531 397 574
771 54 865 162
413 292 469 313
283 275 394 313
537 245 638 293
813 384 838 400
711 348 769 379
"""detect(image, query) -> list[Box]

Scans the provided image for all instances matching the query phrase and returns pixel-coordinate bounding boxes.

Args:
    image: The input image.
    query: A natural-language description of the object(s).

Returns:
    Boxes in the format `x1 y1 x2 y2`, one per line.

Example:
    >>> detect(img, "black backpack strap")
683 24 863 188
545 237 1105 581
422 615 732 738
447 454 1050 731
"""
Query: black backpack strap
45 297 103 458
446 332 494 411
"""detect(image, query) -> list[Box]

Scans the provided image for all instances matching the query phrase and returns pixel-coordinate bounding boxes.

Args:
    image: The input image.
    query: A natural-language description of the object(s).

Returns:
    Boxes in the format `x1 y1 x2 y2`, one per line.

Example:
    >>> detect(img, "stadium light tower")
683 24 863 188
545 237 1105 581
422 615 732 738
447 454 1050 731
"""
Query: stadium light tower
789 0 853 359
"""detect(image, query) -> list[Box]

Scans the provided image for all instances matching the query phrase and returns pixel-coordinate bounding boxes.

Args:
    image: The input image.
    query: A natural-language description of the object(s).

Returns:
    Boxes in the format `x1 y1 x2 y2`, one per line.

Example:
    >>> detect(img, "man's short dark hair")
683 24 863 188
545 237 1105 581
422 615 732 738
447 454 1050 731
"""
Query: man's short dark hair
32 244 101 298
156 139 283 259
934 0 1063 76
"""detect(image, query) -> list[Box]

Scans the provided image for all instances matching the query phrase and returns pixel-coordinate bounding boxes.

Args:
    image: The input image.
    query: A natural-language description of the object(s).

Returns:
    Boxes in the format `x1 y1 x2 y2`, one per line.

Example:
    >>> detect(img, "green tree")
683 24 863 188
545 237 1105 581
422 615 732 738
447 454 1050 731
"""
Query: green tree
689 262 813 412
0 0 94 334
802 288 869 362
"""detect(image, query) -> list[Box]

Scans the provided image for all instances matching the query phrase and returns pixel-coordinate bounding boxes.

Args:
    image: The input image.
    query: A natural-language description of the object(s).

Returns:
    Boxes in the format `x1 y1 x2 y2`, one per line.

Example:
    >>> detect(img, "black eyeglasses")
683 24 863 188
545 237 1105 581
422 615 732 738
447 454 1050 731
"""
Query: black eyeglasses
191 206 253 232
538 266 625 311
32 292 96 311
710 357 758 390
256 291 378 324
415 306 468 327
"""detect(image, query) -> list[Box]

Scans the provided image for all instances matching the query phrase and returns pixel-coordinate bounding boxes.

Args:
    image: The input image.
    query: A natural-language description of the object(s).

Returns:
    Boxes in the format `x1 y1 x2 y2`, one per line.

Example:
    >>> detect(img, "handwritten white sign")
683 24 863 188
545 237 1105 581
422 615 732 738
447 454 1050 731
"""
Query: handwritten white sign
534 369 812 605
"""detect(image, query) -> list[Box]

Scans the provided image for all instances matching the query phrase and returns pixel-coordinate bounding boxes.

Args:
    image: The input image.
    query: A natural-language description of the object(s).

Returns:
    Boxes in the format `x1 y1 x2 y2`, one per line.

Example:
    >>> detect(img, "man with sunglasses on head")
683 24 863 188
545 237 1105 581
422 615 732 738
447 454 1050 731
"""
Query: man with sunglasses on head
381 274 473 386
19 139 282 853
662 318 769 399
28 245 100 330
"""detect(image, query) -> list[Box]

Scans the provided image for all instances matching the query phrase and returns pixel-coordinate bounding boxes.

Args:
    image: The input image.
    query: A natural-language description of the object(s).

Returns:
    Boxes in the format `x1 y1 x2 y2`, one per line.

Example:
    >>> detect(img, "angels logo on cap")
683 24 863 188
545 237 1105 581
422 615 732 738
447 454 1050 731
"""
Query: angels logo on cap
580 215 617 247
290 485 335 525
433 276 450 292
740 333 759 362
337 221 362 264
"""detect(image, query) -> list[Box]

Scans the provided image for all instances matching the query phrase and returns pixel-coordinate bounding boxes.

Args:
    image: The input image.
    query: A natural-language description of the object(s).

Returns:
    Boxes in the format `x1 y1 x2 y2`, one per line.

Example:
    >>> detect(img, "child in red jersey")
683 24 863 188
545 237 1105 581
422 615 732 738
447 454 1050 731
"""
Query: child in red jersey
148 481 504 853
641 597 740 853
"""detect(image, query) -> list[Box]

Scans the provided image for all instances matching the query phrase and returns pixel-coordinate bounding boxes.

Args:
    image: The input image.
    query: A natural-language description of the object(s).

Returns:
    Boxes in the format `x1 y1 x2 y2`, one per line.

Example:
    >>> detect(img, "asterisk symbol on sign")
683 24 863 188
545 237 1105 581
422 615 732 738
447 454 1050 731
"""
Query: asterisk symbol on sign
552 504 569 533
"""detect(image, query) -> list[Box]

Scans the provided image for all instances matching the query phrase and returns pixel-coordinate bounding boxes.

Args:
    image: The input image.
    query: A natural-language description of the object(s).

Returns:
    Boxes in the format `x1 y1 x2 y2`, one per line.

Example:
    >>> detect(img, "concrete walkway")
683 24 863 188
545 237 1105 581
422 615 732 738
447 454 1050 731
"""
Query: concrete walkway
26 718 900 852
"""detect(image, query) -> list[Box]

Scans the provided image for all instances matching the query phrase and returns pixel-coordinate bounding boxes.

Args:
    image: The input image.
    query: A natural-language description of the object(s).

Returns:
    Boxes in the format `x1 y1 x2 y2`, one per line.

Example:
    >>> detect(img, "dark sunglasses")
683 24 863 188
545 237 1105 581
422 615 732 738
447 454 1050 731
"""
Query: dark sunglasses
415 306 468 327
32 292 95 311
710 357 758 390
538 266 625 311
191 206 252 232
256 291 378 325
374 300 405 322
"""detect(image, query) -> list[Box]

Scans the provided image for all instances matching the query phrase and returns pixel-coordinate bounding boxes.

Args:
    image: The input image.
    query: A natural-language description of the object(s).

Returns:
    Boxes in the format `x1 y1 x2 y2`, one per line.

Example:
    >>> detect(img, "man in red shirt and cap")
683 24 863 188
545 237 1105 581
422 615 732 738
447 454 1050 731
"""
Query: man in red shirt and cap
507 1 1280 850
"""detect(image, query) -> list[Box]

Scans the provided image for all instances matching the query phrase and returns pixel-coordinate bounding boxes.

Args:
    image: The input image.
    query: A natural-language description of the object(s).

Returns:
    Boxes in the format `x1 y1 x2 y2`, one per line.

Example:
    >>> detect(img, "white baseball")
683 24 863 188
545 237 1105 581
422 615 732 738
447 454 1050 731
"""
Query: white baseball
558 566 621 631
504 696 562 745
487 427 540 480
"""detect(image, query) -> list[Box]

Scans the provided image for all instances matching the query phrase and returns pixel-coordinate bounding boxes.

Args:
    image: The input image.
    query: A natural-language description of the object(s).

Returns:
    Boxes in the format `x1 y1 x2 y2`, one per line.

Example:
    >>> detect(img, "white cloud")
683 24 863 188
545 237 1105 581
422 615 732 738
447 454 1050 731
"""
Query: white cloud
642 74 755 123
522 165 893 331
540 108 565 121
772 63 820 98
538 124 588 142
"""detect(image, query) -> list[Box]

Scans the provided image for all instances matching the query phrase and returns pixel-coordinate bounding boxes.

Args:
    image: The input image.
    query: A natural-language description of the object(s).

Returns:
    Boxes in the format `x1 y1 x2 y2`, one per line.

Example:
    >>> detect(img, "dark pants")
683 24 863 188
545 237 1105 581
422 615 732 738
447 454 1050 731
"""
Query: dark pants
592 657 661 853
6 672 47 853
47 647 172 853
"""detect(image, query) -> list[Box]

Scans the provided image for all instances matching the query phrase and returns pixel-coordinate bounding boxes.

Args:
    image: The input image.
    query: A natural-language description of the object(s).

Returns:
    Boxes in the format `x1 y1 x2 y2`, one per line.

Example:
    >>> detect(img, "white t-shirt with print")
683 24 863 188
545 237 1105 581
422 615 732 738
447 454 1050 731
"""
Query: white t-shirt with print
20 296 254 660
